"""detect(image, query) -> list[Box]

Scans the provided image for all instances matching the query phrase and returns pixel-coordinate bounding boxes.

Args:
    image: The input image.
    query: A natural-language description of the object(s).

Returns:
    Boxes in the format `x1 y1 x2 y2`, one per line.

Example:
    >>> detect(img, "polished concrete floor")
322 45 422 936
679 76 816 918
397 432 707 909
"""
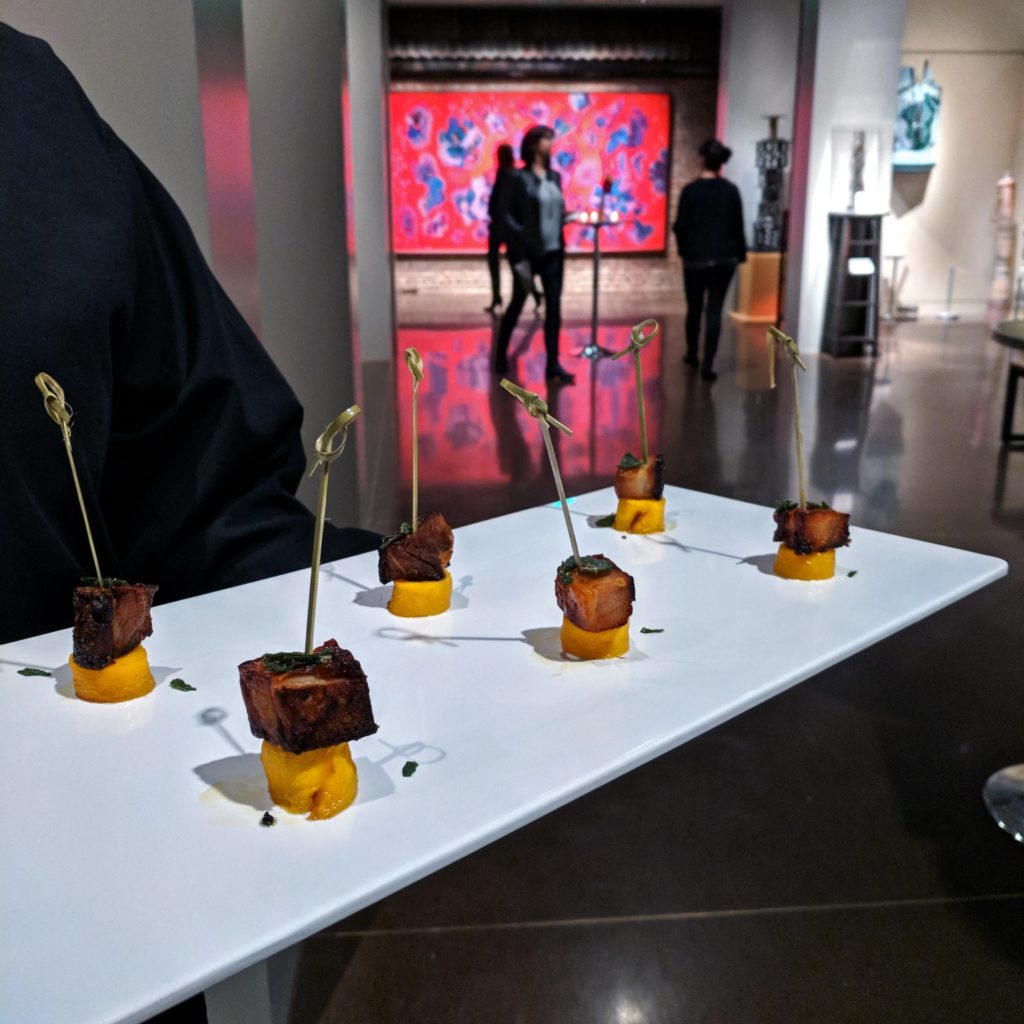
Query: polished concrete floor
158 295 1024 1024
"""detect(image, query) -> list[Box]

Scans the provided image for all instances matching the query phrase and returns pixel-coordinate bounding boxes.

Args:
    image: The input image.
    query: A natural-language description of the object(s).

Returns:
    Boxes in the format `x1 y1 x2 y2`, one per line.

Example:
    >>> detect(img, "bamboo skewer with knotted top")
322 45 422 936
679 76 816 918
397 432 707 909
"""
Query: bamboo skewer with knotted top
610 318 660 462
499 378 580 569
305 405 361 653
767 326 809 511
34 372 105 582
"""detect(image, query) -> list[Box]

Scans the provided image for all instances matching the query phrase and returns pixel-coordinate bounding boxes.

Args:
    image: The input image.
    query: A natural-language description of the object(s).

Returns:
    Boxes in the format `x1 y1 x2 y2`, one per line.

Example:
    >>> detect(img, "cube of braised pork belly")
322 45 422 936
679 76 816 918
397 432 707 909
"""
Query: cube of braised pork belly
378 511 454 583
238 639 378 754
554 555 636 632
614 454 665 500
772 506 851 554
72 582 158 669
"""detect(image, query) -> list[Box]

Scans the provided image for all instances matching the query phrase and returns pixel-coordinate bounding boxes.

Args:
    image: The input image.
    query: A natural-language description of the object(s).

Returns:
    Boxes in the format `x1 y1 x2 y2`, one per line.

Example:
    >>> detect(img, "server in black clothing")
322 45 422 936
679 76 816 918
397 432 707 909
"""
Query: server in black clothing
672 139 747 382
494 125 575 385
0 24 378 646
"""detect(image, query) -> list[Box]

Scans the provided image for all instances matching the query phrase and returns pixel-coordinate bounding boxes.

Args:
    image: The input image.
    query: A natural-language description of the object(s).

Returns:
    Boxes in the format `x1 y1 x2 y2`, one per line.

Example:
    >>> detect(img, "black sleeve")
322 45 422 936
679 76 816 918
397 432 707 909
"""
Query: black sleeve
0 25 377 643
672 186 690 257
105 150 380 604
503 173 530 259
732 184 748 263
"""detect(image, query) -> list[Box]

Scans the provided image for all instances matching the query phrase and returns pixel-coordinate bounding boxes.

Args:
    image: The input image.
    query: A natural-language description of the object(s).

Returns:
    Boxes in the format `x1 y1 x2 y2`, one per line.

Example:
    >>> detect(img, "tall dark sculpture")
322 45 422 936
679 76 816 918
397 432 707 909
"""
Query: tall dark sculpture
753 115 790 252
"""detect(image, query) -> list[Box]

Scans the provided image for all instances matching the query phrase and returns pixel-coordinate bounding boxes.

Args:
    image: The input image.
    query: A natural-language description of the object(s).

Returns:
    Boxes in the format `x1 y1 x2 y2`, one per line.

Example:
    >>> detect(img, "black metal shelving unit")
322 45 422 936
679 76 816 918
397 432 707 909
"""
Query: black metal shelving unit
823 213 882 356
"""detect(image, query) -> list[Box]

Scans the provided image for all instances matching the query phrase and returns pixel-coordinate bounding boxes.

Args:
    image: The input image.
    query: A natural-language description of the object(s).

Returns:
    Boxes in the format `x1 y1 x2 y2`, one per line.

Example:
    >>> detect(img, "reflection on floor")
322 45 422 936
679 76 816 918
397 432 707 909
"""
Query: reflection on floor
161 296 1024 1023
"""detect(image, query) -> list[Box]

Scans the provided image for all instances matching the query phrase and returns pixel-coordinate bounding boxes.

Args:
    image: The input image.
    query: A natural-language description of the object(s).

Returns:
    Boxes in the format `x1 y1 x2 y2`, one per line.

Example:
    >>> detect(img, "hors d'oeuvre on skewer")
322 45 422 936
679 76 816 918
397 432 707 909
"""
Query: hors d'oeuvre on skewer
382 348 455 617
71 579 158 701
500 378 636 659
239 641 378 819
238 405 377 820
772 501 850 581
34 372 158 702
766 328 852 582
614 452 665 534
555 554 636 660
610 320 666 534
379 511 455 617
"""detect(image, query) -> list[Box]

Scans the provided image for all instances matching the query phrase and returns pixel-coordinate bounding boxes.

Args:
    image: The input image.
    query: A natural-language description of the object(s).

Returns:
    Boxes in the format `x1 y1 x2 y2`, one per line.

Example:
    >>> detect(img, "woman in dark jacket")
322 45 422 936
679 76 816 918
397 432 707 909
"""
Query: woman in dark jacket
672 138 747 382
494 125 574 384
485 144 515 315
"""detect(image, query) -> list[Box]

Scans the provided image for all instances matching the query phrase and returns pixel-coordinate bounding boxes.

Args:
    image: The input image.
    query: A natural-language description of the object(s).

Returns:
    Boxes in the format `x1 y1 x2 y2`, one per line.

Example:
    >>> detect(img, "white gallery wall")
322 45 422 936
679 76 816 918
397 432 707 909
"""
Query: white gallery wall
717 0 800 251
895 0 1024 318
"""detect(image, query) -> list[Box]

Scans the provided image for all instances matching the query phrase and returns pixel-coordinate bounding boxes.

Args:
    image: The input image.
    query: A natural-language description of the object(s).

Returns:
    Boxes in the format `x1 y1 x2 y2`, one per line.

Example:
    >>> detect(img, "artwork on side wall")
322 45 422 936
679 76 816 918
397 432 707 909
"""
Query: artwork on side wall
894 62 941 172
752 114 789 252
389 90 672 255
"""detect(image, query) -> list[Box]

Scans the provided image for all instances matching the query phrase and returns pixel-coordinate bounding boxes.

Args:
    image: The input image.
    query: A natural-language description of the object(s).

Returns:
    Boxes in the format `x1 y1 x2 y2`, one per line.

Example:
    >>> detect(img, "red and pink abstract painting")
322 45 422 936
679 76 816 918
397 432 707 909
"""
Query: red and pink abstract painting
389 90 672 255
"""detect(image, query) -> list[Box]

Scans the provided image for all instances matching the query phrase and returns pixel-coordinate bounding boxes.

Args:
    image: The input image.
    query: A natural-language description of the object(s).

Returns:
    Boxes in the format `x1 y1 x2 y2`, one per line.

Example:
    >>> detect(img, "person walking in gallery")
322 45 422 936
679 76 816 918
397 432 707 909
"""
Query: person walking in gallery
672 138 747 382
494 125 574 384
485 144 542 316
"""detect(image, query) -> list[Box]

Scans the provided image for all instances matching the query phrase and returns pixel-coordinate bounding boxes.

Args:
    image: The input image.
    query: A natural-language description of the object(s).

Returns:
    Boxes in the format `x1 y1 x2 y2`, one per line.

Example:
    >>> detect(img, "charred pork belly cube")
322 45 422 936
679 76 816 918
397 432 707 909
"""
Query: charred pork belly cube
72 582 158 669
772 505 851 554
614 453 665 500
554 555 635 633
378 512 454 583
238 639 378 754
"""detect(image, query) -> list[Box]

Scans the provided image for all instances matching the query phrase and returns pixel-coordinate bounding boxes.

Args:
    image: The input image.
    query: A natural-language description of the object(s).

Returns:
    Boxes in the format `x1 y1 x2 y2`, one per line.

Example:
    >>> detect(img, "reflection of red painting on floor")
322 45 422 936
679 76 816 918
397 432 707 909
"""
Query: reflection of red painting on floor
396 322 663 488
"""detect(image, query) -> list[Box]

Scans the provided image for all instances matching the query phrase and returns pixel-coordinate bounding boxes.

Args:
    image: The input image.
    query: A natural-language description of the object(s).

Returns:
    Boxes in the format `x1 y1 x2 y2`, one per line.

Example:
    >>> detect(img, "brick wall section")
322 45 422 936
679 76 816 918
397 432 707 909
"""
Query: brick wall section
392 79 718 298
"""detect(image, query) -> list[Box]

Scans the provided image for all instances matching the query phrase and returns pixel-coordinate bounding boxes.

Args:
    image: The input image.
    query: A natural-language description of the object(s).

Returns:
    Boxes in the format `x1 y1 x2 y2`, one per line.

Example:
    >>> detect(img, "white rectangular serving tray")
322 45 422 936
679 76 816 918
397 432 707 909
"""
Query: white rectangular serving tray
0 486 1007 1024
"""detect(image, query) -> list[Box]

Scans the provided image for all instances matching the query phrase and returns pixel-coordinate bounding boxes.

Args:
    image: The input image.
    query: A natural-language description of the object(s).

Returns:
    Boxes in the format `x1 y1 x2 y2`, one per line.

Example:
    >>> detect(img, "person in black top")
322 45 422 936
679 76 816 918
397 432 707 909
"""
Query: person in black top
0 24 379 646
485 144 542 316
494 125 575 385
672 139 747 382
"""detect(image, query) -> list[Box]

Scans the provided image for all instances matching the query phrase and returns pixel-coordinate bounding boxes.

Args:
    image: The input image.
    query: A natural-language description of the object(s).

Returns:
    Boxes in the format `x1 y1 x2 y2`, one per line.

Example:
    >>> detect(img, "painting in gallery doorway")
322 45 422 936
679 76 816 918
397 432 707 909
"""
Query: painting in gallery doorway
389 90 671 254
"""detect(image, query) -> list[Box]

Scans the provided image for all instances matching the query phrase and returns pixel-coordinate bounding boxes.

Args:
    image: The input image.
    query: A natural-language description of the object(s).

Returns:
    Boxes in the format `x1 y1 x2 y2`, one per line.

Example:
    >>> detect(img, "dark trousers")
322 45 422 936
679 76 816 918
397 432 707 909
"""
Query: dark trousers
683 263 735 369
496 250 563 372
487 232 502 303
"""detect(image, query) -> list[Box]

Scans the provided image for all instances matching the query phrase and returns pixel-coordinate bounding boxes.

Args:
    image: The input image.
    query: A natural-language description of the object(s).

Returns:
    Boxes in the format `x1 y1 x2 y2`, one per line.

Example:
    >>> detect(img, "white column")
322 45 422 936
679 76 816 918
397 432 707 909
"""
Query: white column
717 0 801 245
344 0 396 364
241 0 361 523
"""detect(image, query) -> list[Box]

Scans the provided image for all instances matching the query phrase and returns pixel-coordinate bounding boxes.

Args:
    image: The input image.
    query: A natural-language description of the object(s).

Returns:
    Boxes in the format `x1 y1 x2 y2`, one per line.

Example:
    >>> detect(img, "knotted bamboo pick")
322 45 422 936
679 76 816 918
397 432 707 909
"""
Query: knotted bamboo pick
610 318 660 461
405 347 424 532
305 405 361 653
499 378 580 568
767 326 809 510
34 373 104 582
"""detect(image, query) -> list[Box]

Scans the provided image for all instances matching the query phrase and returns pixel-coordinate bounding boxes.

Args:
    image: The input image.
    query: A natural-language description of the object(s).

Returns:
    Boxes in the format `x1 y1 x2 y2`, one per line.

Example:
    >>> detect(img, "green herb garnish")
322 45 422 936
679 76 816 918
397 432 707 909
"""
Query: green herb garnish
639 627 664 634
261 651 330 674
557 554 615 585
379 521 414 550
17 667 52 677
169 678 196 692
260 811 276 827
402 760 419 778
847 570 858 578
617 452 646 471
594 513 616 528
774 499 831 512
79 576 128 588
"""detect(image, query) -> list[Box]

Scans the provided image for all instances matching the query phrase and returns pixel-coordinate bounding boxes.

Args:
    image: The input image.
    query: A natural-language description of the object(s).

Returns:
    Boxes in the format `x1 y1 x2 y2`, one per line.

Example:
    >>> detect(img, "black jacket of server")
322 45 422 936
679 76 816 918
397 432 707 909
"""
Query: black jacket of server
0 25 378 643
671 177 748 266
